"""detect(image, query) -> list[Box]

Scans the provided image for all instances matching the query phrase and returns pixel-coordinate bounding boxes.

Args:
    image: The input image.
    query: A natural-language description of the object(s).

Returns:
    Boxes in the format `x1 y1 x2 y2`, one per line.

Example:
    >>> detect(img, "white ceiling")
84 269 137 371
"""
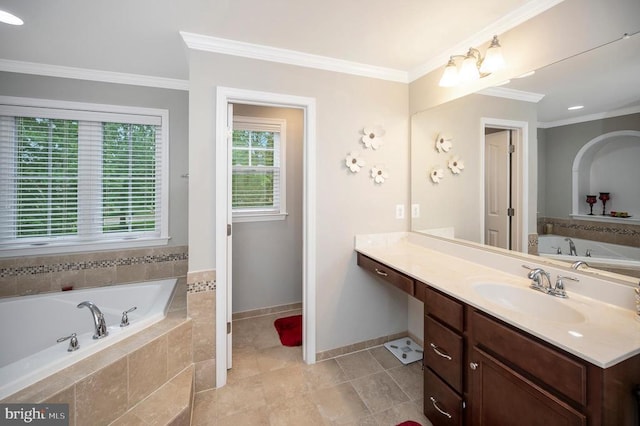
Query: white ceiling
0 0 544 80
500 31 640 125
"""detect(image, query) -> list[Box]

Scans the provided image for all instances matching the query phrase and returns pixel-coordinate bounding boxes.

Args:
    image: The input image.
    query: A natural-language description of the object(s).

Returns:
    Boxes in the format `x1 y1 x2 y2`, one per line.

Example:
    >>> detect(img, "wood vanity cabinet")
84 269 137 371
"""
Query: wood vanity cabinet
423 285 465 426
356 254 640 425
421 283 640 426
357 253 414 296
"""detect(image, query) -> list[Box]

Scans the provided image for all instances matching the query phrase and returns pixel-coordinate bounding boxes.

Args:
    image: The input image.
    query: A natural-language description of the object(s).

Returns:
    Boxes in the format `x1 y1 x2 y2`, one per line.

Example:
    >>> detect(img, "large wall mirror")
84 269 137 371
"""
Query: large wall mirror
411 31 640 283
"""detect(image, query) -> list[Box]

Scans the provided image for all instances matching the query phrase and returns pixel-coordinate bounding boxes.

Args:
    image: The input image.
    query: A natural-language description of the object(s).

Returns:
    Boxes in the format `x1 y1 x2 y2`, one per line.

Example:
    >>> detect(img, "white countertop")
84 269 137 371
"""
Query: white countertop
355 232 640 368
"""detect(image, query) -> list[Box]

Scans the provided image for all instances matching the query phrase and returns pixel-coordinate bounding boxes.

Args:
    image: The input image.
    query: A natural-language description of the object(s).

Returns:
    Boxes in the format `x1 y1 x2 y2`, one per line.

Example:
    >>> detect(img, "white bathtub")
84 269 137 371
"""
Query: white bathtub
0 278 177 400
538 235 640 272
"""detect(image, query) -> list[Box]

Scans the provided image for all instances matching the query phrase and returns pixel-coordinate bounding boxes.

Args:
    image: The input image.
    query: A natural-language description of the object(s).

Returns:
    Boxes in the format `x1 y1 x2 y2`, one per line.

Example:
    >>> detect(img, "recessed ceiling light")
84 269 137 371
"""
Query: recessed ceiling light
0 10 23 25
568 105 584 111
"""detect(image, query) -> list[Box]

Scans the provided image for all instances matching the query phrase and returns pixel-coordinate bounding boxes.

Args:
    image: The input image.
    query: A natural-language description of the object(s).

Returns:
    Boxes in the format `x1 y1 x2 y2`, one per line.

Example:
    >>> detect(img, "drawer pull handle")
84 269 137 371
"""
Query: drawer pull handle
374 268 388 277
430 343 452 361
430 396 452 419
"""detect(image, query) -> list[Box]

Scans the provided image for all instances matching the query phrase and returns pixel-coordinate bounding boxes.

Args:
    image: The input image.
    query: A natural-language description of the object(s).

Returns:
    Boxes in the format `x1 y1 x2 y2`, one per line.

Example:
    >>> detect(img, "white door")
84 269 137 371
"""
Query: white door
484 130 511 249
226 102 234 369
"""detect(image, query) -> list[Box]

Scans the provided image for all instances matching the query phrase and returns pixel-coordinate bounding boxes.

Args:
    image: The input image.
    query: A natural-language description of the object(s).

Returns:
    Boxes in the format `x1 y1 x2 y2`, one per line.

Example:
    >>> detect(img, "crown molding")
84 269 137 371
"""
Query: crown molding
180 31 409 83
407 0 566 82
538 105 640 129
0 59 189 91
478 86 545 103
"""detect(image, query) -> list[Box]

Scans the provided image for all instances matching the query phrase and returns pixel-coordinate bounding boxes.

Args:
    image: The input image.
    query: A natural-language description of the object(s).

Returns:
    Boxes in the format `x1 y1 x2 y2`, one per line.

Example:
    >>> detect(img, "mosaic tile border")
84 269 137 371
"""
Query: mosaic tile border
538 216 640 250
187 280 217 293
0 252 188 279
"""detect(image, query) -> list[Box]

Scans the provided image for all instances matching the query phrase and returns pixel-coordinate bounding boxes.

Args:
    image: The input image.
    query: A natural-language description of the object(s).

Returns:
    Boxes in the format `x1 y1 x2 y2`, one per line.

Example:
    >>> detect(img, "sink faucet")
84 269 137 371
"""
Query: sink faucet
565 238 577 256
77 301 109 339
525 267 552 294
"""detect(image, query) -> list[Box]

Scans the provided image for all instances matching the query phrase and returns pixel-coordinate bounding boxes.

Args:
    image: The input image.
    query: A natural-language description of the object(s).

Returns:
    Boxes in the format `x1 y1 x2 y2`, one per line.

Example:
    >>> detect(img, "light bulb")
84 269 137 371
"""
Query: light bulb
480 36 505 74
459 53 480 83
438 58 459 87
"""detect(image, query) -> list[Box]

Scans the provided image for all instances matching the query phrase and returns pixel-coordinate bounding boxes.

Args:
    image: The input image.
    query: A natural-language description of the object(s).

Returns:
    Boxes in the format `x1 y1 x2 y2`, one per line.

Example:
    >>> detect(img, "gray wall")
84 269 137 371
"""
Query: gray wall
187 50 411 353
539 113 640 218
0 71 189 247
231 104 303 313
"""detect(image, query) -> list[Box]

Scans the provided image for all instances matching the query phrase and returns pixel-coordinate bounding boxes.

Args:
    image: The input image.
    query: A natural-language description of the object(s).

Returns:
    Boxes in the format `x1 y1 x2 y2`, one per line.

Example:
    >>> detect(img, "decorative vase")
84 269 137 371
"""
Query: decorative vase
586 195 597 215
598 192 610 215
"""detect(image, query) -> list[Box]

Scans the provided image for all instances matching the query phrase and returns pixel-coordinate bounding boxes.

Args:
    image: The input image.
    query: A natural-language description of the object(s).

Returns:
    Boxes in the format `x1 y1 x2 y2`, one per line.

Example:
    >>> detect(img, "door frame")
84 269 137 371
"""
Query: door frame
480 118 529 253
215 87 317 387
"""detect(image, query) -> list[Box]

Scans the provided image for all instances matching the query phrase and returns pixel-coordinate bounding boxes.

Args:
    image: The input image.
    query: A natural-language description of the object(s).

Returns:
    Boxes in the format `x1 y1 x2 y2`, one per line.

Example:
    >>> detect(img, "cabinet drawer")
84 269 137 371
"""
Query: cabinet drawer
471 310 587 406
424 367 463 426
424 285 464 332
425 315 463 392
357 253 414 295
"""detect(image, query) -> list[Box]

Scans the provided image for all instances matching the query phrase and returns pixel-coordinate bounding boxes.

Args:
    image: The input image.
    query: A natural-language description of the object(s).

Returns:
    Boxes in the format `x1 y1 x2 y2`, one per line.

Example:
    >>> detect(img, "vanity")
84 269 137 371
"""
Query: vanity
356 232 640 426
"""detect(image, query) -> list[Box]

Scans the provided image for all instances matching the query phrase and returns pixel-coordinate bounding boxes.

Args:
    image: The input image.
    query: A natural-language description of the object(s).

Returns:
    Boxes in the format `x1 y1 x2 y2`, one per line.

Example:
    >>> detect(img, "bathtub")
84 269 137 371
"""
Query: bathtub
0 278 177 400
538 235 640 272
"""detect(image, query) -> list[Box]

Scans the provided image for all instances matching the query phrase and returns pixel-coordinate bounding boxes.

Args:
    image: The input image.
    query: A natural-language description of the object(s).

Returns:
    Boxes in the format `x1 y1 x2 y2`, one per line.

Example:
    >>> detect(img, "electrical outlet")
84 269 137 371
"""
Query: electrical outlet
411 204 420 218
395 204 405 219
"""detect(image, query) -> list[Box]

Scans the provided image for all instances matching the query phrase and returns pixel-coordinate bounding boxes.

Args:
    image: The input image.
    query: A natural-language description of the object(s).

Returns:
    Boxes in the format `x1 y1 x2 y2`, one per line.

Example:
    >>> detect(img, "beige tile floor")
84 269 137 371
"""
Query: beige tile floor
192 309 433 426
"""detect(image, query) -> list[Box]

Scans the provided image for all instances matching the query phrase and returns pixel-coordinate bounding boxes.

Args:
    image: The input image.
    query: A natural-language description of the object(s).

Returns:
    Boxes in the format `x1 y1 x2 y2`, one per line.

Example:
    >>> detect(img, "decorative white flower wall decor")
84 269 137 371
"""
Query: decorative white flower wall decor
371 165 389 184
430 168 444 183
361 126 385 150
345 152 365 173
448 156 465 174
435 133 453 153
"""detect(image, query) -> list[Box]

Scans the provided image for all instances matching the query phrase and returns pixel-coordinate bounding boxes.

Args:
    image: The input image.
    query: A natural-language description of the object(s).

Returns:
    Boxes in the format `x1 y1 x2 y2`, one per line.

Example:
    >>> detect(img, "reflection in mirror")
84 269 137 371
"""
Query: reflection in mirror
411 32 640 282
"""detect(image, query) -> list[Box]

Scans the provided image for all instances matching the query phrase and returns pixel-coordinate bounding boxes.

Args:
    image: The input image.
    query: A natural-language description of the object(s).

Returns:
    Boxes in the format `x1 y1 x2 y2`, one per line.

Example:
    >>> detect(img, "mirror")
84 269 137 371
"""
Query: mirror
411 32 640 283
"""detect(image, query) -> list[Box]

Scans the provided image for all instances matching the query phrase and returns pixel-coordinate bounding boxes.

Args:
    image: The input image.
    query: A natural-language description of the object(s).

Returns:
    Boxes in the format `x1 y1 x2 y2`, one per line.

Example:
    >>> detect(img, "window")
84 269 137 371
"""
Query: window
0 96 169 256
232 116 286 221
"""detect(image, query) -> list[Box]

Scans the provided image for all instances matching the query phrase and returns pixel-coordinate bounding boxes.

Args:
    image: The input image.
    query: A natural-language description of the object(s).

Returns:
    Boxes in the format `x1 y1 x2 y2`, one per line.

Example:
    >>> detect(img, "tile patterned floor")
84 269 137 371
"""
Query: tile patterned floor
192 310 433 425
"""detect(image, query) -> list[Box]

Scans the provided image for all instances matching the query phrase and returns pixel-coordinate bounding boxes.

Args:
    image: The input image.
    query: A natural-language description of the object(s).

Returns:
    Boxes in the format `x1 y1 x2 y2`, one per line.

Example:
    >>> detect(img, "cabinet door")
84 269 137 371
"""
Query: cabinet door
469 347 586 426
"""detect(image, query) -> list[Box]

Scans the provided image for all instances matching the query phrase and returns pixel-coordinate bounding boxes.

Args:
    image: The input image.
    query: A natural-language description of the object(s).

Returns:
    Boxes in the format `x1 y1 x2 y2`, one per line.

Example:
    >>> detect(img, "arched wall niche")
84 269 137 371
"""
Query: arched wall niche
571 130 640 216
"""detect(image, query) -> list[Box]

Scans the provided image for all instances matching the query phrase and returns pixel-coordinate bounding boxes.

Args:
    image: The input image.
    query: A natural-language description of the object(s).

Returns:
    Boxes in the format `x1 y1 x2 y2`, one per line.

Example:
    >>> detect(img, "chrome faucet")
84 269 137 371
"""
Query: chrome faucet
524 266 552 293
572 260 589 270
565 238 577 256
77 301 109 339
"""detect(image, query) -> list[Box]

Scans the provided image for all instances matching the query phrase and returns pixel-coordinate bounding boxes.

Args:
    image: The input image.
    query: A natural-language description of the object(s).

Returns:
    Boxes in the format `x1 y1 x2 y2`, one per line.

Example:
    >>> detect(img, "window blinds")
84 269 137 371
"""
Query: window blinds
0 106 164 249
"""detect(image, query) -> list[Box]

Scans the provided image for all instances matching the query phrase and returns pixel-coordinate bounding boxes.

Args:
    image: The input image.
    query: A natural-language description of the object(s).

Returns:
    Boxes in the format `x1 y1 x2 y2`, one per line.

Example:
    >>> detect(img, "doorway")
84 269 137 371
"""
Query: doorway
215 87 317 388
481 118 529 253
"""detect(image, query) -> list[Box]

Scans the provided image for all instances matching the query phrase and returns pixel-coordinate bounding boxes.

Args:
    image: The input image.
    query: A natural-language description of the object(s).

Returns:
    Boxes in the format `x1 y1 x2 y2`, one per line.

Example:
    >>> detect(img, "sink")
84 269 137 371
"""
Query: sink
472 282 586 324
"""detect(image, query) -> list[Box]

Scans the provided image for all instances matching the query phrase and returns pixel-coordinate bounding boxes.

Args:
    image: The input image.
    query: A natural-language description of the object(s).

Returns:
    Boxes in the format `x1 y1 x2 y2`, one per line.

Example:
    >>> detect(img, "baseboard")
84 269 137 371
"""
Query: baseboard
232 302 302 320
315 331 409 362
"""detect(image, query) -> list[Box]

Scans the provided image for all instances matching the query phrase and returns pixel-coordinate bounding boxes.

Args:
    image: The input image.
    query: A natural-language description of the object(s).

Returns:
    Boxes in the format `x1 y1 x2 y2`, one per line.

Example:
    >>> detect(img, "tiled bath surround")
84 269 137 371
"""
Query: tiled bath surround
538 217 640 248
1 278 193 426
0 245 188 298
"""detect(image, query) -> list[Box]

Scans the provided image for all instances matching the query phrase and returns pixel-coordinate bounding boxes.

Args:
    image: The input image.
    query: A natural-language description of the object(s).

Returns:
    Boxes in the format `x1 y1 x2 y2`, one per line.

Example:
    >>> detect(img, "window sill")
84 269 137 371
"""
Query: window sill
0 236 171 258
232 212 288 223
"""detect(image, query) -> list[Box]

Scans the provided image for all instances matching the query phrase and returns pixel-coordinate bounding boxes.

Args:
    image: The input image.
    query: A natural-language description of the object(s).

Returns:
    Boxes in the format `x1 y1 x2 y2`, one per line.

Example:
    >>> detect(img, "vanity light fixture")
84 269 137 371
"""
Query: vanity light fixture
439 35 506 87
568 105 584 111
0 9 23 25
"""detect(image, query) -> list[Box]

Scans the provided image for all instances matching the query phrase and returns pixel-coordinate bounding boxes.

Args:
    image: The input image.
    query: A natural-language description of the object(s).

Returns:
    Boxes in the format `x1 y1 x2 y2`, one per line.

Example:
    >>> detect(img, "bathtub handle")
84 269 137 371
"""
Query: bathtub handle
120 306 137 327
57 333 79 352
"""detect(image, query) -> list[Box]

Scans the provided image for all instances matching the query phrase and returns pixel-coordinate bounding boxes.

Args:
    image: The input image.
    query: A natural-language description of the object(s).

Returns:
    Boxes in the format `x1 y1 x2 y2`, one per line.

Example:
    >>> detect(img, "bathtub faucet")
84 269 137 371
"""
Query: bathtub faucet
77 301 109 339
564 238 577 256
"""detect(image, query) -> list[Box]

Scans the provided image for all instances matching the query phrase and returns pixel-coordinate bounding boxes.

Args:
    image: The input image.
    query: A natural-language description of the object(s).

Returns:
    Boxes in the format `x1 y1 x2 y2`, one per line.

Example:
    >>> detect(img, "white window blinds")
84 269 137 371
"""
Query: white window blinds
232 116 286 219
0 98 168 255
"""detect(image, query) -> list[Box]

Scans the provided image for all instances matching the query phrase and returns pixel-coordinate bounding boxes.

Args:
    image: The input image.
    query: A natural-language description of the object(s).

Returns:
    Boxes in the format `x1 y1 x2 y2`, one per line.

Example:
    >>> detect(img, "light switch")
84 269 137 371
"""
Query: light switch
395 204 405 219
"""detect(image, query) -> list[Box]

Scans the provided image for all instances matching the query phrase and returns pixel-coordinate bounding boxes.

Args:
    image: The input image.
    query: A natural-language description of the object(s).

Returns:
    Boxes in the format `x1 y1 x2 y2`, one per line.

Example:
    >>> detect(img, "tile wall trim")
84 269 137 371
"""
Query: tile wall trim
187 270 217 293
0 251 188 278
